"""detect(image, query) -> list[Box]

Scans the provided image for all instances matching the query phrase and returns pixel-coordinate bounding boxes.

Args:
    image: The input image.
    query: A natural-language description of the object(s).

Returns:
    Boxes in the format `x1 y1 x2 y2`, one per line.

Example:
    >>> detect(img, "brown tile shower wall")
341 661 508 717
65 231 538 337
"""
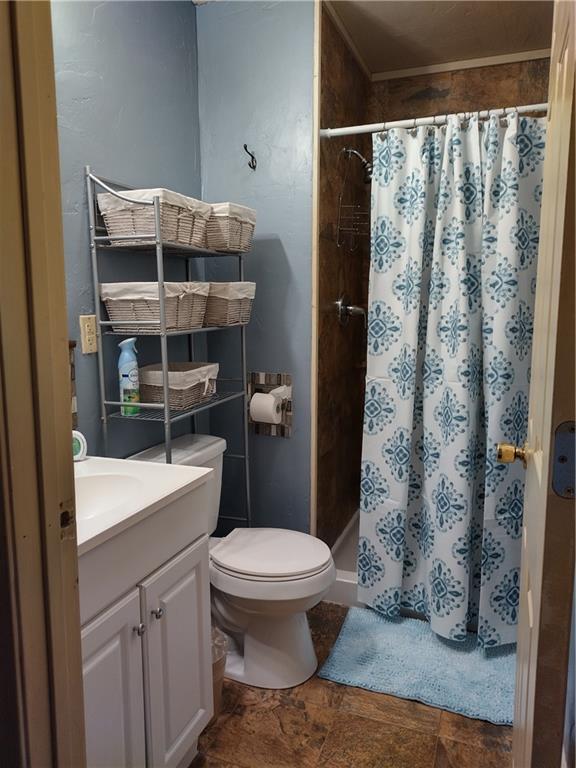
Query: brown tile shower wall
317 9 371 547
368 59 550 123
317 9 550 549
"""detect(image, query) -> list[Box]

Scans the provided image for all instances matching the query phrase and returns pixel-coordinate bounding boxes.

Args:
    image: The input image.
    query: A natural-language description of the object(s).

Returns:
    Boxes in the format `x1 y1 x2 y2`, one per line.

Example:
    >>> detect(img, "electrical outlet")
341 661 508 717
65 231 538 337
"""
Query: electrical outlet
79 315 97 354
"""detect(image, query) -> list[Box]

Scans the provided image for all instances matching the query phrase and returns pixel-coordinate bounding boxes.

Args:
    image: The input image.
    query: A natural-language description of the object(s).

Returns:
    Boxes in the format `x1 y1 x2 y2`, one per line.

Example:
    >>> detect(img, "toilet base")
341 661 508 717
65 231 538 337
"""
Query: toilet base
222 611 318 689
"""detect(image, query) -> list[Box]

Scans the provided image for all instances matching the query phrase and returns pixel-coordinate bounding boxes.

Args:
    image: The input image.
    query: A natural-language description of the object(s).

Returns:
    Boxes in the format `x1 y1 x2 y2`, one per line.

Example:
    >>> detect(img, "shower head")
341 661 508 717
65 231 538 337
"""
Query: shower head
342 148 373 183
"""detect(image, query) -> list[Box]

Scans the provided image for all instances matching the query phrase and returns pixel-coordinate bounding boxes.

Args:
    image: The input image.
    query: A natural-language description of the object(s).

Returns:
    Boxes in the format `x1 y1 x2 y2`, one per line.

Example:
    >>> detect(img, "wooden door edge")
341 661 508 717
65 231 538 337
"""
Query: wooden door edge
3 2 86 766
531 70 576 767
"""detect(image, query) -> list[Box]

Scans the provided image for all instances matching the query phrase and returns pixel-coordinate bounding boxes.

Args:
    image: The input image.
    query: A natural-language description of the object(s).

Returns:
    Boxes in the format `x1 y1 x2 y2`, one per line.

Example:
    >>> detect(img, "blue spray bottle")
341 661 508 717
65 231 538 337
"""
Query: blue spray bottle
118 337 140 416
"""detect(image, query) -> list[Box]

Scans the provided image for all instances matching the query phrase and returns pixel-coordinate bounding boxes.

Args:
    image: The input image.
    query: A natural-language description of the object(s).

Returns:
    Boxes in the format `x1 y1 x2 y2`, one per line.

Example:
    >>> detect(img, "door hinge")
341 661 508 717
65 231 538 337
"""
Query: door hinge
552 421 575 499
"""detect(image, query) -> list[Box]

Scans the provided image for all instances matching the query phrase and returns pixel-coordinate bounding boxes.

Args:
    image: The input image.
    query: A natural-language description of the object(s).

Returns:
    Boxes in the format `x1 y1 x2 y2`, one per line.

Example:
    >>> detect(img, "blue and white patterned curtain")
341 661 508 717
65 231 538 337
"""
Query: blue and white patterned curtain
359 113 546 647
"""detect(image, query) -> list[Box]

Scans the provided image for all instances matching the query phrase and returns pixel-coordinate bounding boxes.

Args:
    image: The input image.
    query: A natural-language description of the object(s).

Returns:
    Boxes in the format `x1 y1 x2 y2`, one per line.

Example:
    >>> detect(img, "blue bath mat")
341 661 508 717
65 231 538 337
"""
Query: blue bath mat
318 606 516 724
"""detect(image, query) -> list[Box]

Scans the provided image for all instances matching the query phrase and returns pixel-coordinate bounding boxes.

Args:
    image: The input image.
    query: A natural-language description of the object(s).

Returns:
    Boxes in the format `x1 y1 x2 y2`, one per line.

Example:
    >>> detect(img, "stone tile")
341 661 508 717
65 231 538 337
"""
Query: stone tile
308 602 348 664
189 753 242 768
339 687 441 735
199 680 243 752
229 683 282 709
227 675 345 709
231 677 344 712
318 712 437 768
435 737 512 768
439 711 512 753
286 674 345 710
206 692 336 768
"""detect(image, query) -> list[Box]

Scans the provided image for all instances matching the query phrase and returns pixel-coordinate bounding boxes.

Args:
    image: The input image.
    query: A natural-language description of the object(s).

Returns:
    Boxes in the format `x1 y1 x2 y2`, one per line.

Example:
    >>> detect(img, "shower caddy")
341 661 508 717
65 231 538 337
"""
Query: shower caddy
85 166 251 527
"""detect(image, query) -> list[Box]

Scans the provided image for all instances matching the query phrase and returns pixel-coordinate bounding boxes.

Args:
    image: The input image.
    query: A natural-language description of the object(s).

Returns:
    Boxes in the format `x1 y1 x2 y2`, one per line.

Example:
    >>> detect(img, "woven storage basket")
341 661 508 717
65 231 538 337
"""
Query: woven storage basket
100 282 209 333
140 362 219 410
205 203 256 253
98 189 211 248
204 282 256 327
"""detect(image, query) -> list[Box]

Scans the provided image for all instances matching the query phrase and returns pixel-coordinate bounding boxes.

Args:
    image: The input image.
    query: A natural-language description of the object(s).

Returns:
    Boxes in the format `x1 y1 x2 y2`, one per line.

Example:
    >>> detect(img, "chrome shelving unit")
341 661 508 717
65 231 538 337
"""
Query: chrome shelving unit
86 166 251 526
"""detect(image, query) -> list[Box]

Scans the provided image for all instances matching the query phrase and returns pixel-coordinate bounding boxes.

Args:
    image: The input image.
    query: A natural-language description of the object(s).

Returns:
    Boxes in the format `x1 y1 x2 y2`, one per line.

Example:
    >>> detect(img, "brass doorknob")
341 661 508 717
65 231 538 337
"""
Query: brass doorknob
497 442 528 469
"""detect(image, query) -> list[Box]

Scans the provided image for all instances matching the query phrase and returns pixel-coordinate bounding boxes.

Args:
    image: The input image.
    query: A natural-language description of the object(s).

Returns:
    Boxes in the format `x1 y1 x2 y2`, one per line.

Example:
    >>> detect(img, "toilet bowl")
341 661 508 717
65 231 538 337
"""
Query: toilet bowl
131 435 336 689
211 527 335 688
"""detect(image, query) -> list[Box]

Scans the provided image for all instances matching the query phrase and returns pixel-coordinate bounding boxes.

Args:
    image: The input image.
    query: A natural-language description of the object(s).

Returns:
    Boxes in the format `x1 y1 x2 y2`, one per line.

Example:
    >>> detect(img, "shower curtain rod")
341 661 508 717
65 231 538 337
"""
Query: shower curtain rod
319 102 548 139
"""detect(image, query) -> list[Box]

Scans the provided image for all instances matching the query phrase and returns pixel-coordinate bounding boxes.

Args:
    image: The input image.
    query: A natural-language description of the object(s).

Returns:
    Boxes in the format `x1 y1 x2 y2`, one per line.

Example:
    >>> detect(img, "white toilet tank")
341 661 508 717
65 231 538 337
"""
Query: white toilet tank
130 434 227 533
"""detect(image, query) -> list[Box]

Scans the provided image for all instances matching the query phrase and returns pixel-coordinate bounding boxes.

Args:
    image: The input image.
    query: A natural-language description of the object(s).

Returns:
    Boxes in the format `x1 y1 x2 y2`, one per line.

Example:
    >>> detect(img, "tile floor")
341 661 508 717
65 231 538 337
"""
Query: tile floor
192 603 512 768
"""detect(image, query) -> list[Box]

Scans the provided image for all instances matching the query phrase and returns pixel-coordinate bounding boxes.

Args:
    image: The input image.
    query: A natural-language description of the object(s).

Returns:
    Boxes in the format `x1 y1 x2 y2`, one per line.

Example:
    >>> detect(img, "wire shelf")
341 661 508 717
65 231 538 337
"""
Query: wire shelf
107 391 245 424
103 324 241 337
95 234 245 258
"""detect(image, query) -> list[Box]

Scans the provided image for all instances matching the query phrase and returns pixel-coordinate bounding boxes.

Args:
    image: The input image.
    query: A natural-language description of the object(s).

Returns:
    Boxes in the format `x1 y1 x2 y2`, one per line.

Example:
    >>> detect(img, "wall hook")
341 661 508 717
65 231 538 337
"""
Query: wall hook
243 144 257 171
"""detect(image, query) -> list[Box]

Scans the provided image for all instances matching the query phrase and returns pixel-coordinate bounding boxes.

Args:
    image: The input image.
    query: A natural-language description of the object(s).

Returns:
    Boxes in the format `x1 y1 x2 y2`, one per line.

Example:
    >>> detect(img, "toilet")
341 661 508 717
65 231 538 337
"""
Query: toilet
131 434 336 689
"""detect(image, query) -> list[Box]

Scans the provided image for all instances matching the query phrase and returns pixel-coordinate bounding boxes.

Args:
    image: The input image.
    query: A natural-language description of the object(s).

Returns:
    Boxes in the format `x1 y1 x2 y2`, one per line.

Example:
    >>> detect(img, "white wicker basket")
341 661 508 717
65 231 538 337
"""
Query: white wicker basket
205 203 256 253
204 282 256 327
140 362 219 410
98 189 212 248
100 282 210 333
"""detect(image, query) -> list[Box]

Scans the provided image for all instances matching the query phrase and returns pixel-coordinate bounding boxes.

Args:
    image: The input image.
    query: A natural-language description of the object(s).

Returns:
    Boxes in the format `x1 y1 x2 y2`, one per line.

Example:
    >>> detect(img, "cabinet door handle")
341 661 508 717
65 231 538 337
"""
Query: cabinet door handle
133 623 146 636
151 607 164 620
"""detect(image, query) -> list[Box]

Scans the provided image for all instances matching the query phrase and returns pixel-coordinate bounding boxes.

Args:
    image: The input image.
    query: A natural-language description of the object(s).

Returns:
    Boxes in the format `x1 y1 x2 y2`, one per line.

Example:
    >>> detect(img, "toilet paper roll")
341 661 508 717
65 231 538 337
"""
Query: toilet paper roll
249 392 282 424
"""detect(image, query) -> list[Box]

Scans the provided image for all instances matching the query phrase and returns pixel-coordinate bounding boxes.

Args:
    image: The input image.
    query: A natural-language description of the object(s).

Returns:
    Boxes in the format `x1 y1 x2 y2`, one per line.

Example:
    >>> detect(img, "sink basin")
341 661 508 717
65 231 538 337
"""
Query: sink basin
74 456 212 555
75 473 141 521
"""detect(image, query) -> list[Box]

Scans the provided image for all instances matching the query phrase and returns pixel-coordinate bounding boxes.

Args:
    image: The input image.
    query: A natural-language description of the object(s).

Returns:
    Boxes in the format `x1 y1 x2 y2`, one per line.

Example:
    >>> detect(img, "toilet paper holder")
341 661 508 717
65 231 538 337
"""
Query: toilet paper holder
247 372 293 438
268 384 292 403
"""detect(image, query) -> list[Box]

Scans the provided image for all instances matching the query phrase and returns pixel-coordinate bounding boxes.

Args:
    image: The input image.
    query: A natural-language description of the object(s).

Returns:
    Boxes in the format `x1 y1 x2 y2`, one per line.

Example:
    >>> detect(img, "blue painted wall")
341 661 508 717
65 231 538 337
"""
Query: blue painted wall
197 1 315 532
52 0 316 533
51 0 203 457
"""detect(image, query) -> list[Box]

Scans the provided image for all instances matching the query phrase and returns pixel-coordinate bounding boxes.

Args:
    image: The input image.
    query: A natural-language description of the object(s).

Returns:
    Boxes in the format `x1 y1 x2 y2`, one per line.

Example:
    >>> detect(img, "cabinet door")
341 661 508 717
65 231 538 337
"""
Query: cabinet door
140 537 213 768
82 590 146 768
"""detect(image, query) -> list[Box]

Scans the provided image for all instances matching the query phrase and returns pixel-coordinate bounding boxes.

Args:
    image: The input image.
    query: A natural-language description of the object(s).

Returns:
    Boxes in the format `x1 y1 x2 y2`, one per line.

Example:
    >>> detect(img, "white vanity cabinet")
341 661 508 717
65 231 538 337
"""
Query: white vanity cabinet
82 590 147 768
81 536 213 768
141 541 213 768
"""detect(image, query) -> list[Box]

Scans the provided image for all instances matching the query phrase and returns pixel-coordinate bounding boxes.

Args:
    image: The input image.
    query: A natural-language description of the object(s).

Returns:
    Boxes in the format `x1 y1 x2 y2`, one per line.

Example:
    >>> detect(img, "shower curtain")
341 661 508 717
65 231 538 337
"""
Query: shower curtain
359 113 546 647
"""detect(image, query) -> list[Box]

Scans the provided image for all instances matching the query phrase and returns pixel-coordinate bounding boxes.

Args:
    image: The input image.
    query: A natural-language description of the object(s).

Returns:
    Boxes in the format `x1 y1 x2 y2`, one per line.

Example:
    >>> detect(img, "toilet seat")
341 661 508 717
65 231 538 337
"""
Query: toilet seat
210 527 332 579
209 528 335 601
210 558 336 601
210 560 332 582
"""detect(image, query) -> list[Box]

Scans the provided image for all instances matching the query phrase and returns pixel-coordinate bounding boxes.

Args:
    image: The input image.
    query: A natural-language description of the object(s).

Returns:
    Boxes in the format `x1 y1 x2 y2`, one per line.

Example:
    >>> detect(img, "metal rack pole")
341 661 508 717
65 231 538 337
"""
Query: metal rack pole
186 256 197 435
239 254 252 526
153 196 172 463
86 166 109 452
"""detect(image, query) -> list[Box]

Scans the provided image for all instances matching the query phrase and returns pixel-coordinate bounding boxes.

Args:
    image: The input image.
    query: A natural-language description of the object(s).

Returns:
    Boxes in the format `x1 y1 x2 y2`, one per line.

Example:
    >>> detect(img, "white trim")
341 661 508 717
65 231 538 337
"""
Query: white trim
371 48 551 82
310 0 321 537
326 510 361 607
331 509 359 560
325 570 363 608
320 102 548 139
323 0 371 80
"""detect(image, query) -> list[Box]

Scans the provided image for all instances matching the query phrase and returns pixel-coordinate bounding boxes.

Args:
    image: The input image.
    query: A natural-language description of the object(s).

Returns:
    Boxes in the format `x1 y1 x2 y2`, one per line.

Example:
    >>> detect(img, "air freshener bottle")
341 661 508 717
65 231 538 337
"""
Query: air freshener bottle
118 337 140 416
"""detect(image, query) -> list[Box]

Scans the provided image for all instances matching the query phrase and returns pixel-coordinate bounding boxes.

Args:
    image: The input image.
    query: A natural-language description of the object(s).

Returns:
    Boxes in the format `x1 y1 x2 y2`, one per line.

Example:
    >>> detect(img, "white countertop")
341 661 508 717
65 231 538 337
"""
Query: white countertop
75 456 212 556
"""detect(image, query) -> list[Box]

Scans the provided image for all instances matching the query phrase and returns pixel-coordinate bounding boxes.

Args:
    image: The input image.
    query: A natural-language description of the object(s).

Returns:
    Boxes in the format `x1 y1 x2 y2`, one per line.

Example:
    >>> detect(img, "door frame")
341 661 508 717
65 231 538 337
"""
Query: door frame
513 1 575 765
310 0 322 537
0 2 85 766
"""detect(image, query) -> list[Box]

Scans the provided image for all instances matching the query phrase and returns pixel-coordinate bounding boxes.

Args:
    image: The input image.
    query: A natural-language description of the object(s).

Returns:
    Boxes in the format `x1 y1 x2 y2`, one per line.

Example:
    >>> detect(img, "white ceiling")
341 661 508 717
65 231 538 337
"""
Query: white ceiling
328 1 554 77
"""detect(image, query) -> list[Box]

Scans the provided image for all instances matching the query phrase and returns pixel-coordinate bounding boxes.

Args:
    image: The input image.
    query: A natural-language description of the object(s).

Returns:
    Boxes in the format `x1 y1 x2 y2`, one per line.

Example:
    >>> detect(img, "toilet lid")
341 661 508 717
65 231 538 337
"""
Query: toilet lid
210 528 332 579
